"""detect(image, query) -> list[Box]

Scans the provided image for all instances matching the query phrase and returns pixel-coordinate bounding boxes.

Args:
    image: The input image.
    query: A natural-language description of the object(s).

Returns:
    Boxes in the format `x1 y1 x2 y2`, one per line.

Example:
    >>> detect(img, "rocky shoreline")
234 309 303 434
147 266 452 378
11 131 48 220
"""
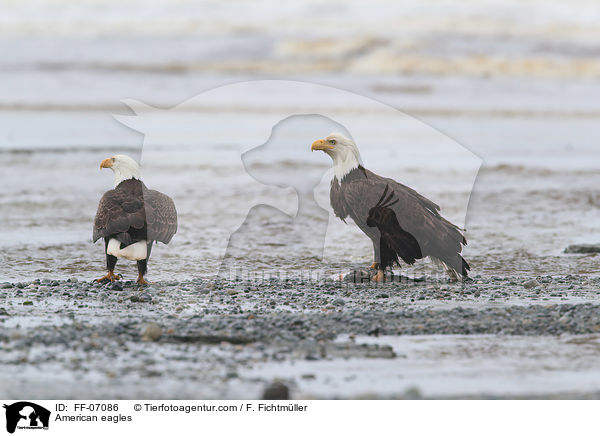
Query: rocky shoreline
2 274 600 399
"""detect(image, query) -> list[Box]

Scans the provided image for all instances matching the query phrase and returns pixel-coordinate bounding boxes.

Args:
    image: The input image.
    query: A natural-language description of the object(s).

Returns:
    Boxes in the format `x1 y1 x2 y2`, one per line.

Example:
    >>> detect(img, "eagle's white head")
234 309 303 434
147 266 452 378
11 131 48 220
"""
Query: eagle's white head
100 154 141 187
311 132 363 180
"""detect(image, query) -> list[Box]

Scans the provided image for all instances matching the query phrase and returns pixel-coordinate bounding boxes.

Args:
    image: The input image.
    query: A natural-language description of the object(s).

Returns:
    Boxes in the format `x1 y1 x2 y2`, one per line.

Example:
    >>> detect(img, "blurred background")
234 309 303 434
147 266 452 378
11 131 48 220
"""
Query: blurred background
1 0 600 280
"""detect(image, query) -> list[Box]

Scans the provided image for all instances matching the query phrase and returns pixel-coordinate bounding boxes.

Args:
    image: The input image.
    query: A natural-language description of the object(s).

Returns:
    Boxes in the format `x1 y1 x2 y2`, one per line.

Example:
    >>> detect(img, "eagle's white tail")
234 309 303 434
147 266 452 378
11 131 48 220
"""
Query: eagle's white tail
107 238 147 261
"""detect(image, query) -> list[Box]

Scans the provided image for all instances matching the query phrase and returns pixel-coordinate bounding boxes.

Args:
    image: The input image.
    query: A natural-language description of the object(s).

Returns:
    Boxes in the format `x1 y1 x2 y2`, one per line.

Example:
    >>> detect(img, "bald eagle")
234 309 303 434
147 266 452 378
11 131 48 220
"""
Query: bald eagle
312 133 469 281
93 155 177 284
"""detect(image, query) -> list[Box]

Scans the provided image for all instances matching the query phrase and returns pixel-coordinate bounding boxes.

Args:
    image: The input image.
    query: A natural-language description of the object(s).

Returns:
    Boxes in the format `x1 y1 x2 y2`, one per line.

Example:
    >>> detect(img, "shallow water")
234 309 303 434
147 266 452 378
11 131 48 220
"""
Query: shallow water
247 334 600 399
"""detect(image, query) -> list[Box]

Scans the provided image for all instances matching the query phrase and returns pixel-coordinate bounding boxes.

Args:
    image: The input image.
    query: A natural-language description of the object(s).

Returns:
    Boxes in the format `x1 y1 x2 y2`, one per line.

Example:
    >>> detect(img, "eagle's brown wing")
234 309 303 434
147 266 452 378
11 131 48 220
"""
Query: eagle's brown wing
340 167 468 276
366 187 423 269
143 188 178 244
330 178 350 221
93 179 177 246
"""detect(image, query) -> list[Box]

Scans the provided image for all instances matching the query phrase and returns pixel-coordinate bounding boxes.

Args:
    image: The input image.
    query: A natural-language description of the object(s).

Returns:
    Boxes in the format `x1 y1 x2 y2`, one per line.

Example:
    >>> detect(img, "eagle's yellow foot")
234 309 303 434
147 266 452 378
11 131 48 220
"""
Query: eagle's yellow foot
372 270 385 283
96 271 121 283
136 274 150 286
370 262 380 270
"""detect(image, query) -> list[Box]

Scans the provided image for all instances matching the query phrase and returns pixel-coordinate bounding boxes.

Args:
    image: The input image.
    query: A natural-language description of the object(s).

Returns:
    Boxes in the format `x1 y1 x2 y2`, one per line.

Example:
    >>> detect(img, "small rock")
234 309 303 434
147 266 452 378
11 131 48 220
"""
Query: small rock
368 327 381 337
523 279 538 289
403 386 423 400
141 323 162 342
110 282 123 291
0 308 9 316
332 298 345 306
23 301 33 306
130 293 152 303
564 244 600 254
262 381 289 400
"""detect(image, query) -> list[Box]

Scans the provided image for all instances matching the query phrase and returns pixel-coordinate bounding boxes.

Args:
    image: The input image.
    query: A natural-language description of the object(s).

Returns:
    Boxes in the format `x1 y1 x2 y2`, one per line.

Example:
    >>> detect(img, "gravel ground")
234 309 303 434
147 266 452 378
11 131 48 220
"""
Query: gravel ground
2 273 600 399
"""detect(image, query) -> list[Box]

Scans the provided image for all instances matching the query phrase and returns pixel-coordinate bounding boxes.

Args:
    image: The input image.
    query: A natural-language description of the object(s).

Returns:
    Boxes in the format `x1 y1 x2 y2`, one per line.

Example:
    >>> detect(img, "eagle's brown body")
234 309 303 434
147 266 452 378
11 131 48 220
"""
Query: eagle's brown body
93 178 177 284
330 165 469 278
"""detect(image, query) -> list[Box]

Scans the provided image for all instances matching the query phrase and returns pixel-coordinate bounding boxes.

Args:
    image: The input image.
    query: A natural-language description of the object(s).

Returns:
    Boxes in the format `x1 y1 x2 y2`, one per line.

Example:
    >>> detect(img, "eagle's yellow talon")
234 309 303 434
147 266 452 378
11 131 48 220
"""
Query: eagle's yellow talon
372 270 384 283
96 271 120 283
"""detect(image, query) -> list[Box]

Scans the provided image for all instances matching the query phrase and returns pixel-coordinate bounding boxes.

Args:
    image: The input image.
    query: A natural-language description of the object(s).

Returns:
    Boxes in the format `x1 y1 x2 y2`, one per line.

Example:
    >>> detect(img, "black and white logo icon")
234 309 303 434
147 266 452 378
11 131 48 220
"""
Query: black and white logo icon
3 402 50 434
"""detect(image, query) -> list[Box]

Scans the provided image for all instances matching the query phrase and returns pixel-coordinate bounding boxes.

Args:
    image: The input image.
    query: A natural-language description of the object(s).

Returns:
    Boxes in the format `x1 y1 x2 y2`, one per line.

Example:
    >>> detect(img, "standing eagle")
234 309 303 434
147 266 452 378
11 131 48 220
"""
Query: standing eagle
93 155 177 284
311 133 469 281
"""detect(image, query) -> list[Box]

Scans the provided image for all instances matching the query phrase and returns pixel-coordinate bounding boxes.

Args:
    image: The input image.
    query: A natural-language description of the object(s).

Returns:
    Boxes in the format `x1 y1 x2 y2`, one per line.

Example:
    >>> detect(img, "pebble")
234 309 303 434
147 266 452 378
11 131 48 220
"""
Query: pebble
130 293 152 303
262 381 290 400
564 244 600 254
332 298 345 306
141 323 162 342
523 279 538 289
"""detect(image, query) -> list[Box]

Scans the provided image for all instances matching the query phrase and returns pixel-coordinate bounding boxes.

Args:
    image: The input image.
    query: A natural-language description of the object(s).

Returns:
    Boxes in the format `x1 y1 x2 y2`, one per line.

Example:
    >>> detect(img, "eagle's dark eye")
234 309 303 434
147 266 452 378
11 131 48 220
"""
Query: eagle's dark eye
328 139 336 145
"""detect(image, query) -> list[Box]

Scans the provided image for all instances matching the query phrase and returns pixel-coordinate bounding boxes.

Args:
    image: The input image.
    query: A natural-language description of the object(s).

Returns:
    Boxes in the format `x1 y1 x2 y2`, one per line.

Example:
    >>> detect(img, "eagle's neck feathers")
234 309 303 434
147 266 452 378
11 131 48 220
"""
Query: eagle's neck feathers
113 167 141 187
332 148 361 180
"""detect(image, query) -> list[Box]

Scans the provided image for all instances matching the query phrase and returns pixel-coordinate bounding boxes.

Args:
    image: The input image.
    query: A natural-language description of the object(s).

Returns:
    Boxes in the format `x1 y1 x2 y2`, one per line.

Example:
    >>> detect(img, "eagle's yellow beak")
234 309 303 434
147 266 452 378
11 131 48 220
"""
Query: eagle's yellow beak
100 158 113 169
311 139 334 151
